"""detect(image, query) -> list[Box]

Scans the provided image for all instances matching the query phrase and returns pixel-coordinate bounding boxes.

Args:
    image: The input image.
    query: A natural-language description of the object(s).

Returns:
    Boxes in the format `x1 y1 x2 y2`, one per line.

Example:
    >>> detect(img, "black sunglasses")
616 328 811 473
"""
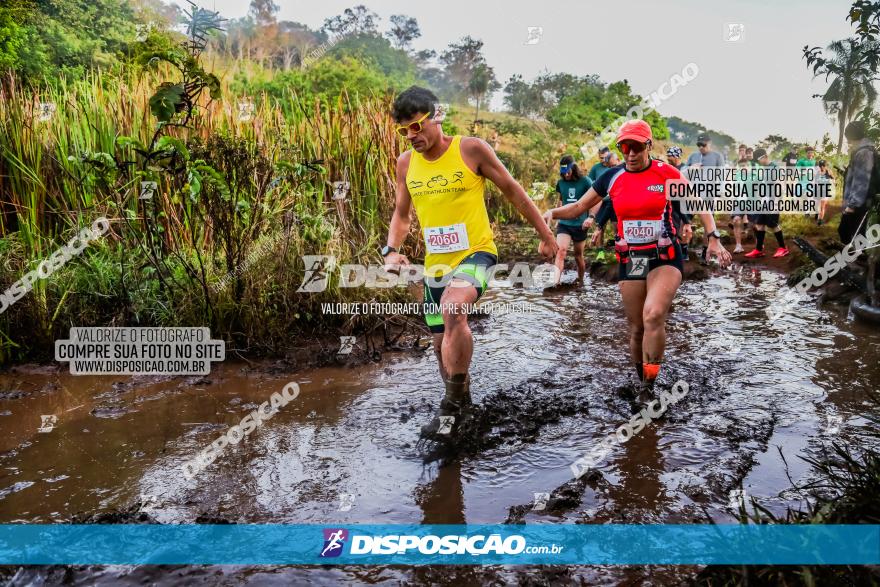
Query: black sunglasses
696 142 707 147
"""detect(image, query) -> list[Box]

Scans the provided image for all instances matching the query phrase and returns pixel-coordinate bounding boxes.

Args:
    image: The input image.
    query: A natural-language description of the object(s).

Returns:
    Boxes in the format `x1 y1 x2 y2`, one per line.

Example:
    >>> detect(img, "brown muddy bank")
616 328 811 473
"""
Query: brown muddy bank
1 224 879 585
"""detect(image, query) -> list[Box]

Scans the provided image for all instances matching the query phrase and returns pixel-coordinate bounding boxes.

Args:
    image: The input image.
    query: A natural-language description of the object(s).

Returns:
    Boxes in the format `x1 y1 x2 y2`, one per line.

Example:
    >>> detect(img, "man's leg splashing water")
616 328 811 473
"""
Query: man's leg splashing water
420 274 481 447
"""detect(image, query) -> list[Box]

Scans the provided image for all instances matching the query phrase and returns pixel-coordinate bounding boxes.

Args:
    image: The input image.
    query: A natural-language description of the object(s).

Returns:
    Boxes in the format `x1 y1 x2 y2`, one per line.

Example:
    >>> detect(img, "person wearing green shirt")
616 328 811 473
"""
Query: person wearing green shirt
552 155 593 284
745 148 790 258
815 159 834 225
796 146 817 168
588 147 616 182
796 146 818 220
586 148 620 235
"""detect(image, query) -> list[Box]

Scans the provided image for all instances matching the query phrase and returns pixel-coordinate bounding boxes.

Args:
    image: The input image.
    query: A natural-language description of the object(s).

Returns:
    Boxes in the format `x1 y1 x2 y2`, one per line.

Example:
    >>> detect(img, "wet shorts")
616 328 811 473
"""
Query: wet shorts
617 241 685 281
748 213 780 228
423 251 497 334
556 223 588 243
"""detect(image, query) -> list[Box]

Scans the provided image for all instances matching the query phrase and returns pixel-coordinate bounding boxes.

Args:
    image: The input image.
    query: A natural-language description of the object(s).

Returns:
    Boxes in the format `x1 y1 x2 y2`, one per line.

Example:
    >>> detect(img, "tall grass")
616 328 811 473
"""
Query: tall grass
0 68 401 238
0 68 409 362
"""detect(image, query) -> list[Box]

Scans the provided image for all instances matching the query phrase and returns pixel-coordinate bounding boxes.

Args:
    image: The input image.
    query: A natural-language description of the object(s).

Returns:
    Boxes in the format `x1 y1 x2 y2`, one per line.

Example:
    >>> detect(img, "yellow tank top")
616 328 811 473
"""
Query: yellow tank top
406 136 497 276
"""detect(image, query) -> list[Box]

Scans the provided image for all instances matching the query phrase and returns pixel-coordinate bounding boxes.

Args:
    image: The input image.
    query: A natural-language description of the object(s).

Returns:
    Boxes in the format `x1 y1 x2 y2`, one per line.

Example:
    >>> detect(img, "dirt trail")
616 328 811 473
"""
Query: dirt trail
1 257 879 585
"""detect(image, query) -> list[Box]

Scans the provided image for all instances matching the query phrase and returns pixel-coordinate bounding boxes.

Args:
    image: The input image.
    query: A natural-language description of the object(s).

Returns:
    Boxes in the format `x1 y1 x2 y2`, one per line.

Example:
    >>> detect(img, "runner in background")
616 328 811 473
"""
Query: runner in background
588 147 613 182
744 148 790 258
686 133 725 168
686 136 726 261
729 156 752 253
797 145 817 168
544 120 731 402
585 151 622 248
666 146 693 257
797 146 818 223
383 86 558 444
551 155 592 283
816 159 834 226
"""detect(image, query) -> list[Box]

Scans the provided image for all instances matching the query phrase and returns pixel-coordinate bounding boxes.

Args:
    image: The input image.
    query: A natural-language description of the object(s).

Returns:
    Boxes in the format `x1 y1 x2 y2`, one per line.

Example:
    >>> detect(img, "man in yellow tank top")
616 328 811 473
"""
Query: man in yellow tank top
381 86 557 445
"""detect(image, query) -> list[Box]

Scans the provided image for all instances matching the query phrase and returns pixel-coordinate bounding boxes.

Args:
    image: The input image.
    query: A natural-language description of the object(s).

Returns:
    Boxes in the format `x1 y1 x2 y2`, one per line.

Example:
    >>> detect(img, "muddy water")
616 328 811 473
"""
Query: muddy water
2 264 879 585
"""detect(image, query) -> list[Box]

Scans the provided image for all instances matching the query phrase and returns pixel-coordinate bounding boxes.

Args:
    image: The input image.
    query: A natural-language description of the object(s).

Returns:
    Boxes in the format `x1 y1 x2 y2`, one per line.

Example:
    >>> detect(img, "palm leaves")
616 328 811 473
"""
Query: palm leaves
811 39 879 152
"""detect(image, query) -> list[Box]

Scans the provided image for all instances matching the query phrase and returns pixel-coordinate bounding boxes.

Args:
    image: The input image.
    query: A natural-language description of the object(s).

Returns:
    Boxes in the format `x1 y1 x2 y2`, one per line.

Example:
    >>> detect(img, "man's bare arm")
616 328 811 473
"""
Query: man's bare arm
387 153 413 248
383 153 414 268
465 138 555 244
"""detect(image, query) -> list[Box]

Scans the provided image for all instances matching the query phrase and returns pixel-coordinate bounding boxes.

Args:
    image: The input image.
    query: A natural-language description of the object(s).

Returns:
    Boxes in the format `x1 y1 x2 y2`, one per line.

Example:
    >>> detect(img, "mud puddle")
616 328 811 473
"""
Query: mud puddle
2 261 880 585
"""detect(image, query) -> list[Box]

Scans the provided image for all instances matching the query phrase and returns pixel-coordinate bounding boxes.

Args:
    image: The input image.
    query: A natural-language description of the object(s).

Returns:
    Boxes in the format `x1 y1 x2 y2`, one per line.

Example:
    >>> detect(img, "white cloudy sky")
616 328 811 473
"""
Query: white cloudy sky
189 0 858 144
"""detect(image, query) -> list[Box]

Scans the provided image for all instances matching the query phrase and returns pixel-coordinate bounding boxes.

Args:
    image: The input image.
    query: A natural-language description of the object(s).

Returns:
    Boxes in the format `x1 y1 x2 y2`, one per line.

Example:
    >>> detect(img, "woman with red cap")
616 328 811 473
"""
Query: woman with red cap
543 120 731 401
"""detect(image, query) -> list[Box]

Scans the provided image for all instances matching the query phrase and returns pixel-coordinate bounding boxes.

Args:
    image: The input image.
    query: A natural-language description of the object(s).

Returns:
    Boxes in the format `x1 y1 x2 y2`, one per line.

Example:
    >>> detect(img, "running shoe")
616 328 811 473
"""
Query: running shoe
419 398 467 438
773 247 790 258
744 249 764 258
636 381 655 407
419 375 472 445
733 244 744 254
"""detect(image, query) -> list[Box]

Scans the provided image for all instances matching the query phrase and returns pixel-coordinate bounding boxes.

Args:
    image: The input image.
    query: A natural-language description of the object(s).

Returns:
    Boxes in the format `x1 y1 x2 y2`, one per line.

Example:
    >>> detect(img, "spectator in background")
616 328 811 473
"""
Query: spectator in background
588 147 613 182
840 121 875 245
796 146 818 222
784 148 798 167
797 146 817 168
745 146 754 161
666 146 693 256
585 150 621 246
737 144 747 161
729 157 752 253
687 133 725 168
666 145 685 170
816 159 834 226
745 148 790 258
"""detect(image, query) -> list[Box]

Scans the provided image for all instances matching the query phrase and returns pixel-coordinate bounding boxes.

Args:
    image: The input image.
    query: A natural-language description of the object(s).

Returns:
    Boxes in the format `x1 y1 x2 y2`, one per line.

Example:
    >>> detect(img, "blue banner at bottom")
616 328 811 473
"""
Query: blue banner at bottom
0 524 877 565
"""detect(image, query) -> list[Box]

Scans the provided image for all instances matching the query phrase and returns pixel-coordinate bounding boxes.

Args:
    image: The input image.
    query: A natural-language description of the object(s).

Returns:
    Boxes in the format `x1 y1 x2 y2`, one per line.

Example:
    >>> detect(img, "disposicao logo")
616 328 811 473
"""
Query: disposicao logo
320 528 348 558
317 530 562 558
349 534 529 555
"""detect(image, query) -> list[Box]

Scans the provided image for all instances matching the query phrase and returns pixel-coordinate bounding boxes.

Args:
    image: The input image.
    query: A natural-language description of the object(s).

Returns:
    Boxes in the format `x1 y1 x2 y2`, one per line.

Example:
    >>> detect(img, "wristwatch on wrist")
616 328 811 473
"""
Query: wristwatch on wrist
706 230 721 241
381 245 398 258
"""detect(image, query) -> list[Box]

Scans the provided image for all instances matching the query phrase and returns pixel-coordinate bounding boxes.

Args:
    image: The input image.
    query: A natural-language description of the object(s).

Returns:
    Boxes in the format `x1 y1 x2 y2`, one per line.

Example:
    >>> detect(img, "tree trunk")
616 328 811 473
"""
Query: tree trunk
837 111 846 154
869 252 879 306
839 84 856 154
472 97 481 134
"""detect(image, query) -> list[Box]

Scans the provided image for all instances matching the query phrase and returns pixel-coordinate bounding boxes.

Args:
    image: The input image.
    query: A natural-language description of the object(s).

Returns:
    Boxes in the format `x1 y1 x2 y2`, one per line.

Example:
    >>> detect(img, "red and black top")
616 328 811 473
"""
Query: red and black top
592 160 680 240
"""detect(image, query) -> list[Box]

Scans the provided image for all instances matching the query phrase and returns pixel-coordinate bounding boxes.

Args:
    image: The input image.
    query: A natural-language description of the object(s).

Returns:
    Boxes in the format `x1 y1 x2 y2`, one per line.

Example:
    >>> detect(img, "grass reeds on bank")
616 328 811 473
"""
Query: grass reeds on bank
694 405 880 586
0 70 415 363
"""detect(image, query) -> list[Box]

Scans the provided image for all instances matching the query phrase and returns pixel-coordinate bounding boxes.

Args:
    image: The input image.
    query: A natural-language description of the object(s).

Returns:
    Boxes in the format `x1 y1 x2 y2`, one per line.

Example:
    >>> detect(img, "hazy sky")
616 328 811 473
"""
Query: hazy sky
192 0 858 145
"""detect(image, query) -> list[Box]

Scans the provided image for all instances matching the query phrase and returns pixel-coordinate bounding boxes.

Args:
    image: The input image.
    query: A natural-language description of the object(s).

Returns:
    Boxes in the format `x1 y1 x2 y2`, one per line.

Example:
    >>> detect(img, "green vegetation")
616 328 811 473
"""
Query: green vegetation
504 72 669 142
805 0 880 308
0 1 728 364
667 116 736 154
695 417 880 585
1 0 868 363
0 3 410 363
0 0 140 83
0 4 879 580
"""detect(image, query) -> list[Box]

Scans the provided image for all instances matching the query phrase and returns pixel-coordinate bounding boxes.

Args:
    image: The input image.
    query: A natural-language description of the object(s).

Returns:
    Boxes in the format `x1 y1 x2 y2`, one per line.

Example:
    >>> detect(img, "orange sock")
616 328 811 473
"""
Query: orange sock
642 362 661 382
